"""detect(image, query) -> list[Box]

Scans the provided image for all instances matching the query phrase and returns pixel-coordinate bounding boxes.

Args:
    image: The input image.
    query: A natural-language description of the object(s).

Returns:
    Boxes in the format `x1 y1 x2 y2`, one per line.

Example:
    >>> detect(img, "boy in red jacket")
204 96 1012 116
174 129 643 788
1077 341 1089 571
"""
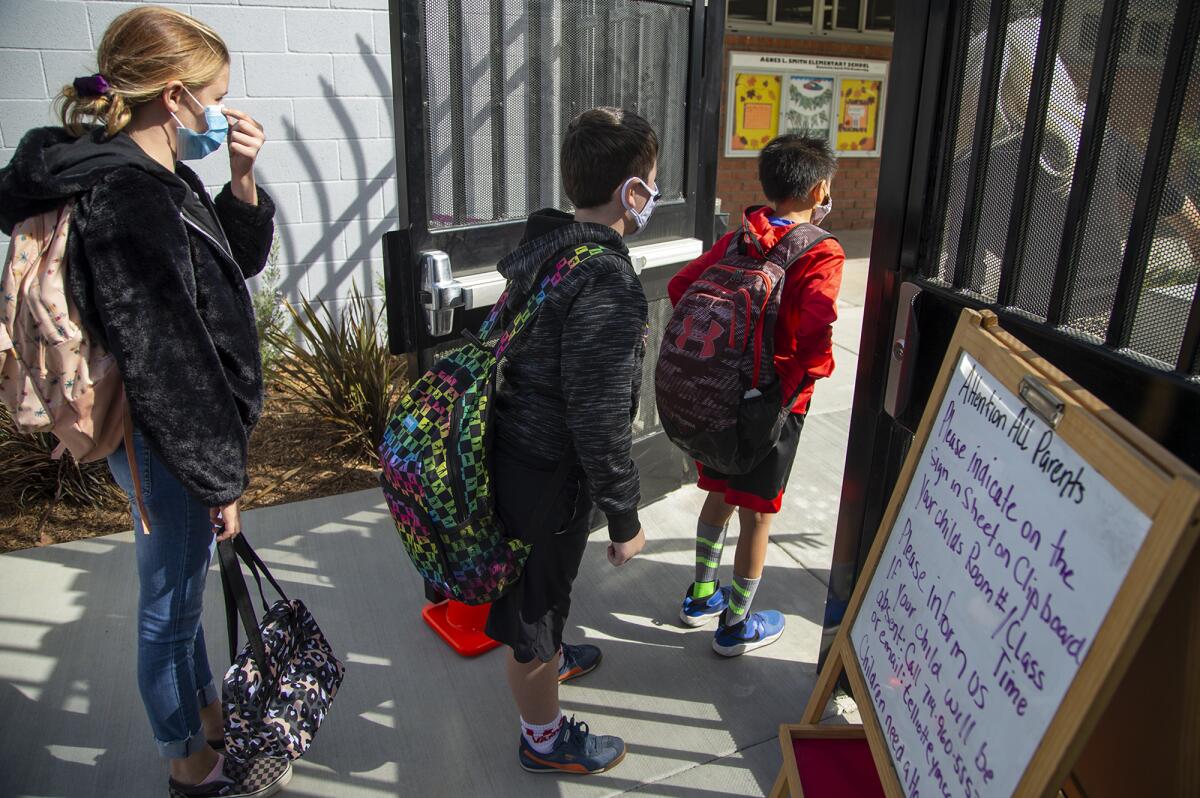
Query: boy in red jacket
667 135 844 655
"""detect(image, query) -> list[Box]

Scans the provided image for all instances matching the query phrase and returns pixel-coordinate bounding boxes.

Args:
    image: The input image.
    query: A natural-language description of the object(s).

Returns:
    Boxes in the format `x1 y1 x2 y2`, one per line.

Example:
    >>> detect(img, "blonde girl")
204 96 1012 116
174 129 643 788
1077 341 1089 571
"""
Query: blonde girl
0 7 282 795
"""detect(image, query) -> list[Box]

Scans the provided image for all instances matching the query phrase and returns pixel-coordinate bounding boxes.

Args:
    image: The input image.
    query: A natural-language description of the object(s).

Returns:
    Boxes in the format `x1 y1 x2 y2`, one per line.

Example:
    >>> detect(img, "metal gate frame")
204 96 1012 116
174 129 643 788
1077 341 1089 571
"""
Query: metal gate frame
825 0 1200 658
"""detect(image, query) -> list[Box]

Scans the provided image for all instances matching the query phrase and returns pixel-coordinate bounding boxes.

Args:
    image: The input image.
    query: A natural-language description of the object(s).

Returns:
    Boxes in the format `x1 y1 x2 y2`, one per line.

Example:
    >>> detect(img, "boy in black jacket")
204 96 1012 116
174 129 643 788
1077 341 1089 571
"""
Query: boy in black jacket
484 107 655 775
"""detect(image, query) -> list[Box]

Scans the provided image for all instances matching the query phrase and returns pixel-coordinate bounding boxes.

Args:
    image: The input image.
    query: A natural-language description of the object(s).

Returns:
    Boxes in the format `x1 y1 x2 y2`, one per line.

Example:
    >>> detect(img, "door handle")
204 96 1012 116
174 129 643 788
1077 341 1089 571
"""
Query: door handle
883 282 922 420
418 250 464 337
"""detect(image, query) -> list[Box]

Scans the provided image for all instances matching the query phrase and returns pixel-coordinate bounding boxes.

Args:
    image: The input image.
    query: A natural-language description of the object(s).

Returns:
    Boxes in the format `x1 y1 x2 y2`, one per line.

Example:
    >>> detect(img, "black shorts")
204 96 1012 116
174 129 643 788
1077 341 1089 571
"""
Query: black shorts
696 413 806 513
484 449 593 664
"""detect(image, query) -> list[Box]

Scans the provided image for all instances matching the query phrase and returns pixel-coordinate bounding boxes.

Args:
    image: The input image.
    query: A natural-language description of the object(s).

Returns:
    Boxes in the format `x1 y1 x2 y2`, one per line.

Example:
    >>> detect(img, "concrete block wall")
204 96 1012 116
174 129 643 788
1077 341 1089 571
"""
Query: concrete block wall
0 0 398 314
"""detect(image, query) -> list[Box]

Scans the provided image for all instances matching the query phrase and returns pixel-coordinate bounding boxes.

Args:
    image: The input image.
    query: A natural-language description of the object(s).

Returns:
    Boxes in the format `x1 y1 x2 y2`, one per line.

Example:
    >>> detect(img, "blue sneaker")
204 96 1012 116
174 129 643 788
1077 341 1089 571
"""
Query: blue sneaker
712 610 786 657
680 582 731 627
518 716 627 775
558 643 602 683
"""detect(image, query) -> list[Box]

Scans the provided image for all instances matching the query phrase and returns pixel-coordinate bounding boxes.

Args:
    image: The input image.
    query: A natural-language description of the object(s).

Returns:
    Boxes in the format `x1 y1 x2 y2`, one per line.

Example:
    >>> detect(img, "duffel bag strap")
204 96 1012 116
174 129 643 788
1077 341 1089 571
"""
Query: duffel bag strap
219 538 269 673
219 534 291 674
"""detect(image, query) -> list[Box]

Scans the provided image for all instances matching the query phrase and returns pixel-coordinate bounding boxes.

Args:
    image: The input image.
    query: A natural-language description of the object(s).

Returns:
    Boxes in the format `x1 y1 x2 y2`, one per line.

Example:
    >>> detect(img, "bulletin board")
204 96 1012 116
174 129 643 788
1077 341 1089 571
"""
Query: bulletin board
726 52 889 158
772 310 1200 797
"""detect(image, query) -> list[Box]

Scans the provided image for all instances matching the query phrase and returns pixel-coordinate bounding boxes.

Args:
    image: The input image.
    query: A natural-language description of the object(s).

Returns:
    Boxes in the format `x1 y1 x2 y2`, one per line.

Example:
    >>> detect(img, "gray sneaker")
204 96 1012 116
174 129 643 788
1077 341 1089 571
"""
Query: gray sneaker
518 716 627 775
168 755 292 797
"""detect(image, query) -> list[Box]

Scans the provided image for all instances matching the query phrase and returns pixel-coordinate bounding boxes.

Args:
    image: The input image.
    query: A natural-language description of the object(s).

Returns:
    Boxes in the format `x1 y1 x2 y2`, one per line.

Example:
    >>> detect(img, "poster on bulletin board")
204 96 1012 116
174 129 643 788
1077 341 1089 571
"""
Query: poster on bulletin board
785 76 835 140
837 79 883 152
730 73 782 153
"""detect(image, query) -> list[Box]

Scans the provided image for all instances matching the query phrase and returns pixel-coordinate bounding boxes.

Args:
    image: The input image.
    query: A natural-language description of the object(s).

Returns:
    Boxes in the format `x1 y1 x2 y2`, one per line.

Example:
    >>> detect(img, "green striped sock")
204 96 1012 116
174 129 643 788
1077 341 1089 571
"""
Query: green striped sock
726 575 761 626
693 521 728 593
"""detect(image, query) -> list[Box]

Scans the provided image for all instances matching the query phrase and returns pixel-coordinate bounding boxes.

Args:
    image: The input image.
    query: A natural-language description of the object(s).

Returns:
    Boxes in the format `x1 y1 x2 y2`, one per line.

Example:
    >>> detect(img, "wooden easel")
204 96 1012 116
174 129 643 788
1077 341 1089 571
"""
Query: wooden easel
772 310 1200 798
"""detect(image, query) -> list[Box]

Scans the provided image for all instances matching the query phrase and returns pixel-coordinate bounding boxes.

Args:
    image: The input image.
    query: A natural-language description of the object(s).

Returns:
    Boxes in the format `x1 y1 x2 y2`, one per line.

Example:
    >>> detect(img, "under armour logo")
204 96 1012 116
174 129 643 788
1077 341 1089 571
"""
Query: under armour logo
676 315 724 359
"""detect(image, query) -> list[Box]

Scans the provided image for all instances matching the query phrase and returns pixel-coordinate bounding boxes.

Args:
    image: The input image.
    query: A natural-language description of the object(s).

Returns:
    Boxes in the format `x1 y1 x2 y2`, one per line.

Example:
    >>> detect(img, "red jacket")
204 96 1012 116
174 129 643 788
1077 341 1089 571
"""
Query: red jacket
667 207 845 415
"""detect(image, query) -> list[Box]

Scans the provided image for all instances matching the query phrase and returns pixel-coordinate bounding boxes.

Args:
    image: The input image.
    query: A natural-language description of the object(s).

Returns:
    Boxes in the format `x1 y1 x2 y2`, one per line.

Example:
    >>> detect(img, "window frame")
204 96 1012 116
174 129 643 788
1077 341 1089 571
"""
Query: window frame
727 0 895 43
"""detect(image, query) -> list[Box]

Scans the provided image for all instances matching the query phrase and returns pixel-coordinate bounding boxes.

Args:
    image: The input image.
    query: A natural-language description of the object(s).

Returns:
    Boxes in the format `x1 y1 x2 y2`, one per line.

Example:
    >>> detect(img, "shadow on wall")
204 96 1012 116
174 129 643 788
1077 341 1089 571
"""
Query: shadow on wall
255 38 396 317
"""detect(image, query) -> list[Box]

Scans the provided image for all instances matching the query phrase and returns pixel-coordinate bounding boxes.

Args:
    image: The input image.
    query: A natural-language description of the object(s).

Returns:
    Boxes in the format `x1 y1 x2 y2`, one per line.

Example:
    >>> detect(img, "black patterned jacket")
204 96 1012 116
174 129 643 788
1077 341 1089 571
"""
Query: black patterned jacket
493 209 648 543
0 127 275 506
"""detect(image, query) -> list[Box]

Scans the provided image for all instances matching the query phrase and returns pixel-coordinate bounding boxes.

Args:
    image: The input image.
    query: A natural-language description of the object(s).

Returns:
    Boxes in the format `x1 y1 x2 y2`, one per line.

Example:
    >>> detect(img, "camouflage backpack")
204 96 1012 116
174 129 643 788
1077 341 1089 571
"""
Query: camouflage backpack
378 244 611 605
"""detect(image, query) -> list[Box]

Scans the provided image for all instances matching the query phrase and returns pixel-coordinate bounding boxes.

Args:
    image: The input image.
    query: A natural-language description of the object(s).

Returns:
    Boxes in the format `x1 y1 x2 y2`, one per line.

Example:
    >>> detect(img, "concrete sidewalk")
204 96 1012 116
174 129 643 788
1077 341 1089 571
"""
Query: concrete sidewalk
0 237 871 798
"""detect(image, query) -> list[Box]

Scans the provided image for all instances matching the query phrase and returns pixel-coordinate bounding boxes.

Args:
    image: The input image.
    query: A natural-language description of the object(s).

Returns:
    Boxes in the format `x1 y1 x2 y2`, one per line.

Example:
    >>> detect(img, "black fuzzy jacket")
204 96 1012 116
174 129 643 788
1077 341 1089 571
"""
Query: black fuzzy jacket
0 127 275 506
494 210 648 543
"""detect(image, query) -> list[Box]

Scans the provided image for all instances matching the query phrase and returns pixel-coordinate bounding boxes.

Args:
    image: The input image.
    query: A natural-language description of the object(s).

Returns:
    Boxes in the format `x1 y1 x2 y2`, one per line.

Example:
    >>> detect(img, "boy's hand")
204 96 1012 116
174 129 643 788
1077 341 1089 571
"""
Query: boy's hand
607 528 645 566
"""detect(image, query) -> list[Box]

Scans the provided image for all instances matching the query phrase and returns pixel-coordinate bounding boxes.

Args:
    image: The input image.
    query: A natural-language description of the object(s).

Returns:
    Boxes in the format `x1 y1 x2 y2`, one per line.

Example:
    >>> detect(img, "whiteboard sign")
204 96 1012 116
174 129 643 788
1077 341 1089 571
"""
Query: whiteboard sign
850 352 1152 797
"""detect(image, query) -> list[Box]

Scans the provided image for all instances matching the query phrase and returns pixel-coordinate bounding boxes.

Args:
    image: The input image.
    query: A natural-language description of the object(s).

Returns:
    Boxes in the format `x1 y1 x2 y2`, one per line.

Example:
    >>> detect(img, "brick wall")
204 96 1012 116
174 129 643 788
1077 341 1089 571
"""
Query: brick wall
717 33 893 233
0 0 396 314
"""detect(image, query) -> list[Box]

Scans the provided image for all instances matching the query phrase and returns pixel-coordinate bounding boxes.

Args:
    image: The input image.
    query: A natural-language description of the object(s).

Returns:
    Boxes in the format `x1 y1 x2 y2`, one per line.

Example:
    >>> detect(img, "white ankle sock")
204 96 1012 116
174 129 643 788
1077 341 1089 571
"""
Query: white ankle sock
522 714 565 755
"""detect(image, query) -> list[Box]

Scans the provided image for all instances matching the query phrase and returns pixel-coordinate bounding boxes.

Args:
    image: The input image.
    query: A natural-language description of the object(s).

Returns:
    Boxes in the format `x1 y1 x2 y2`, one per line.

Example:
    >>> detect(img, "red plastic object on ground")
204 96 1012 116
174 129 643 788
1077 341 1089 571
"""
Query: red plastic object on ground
792 737 885 797
421 600 501 657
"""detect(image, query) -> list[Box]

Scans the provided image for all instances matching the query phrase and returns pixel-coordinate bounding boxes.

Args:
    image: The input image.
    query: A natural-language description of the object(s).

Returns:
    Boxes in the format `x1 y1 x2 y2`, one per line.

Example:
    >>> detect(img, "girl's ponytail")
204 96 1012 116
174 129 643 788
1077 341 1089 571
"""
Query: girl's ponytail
57 79 132 137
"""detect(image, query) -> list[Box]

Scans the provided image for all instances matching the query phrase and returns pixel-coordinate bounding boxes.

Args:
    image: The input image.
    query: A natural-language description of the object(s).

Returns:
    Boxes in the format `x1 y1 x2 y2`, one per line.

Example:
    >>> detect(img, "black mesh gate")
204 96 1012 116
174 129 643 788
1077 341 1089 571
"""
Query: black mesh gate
824 0 1200 675
925 0 1200 372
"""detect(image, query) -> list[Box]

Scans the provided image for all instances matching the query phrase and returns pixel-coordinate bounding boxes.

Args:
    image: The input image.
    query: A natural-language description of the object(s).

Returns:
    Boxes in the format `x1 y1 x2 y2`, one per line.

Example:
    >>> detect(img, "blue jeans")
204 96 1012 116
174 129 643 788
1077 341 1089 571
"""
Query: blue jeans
108 431 219 760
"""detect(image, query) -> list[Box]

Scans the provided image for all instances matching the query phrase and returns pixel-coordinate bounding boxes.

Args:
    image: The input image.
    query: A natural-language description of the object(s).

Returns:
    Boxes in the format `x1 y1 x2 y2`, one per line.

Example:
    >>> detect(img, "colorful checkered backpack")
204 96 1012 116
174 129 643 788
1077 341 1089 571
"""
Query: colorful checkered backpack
378 243 611 605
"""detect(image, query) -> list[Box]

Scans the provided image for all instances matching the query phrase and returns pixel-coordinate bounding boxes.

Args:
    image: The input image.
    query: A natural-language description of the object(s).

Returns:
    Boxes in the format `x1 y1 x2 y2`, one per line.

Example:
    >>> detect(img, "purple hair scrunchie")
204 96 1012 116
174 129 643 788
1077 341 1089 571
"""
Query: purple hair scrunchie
73 74 111 98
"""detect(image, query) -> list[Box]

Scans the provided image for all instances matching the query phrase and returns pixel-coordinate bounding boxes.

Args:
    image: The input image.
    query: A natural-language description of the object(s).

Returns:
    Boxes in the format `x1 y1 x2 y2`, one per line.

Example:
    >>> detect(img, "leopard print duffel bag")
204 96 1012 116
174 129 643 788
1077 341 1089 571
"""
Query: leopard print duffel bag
218 535 345 762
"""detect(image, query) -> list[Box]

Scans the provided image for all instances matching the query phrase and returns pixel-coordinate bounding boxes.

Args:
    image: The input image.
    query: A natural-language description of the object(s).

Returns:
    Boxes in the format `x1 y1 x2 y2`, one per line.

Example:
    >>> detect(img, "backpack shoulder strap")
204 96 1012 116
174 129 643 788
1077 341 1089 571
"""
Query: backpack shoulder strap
765 222 836 271
479 244 616 356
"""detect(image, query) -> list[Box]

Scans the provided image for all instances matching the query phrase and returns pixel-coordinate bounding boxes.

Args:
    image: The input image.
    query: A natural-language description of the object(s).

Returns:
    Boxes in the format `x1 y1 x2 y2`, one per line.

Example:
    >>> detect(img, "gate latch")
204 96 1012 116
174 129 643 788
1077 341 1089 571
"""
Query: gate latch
418 250 464 337
884 282 922 419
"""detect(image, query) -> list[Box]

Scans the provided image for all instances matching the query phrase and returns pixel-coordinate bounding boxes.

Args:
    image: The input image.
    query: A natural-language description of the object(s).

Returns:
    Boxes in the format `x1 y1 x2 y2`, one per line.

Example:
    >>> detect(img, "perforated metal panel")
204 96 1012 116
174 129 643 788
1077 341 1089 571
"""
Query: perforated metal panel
1065 1 1180 340
420 0 690 230
1127 41 1200 367
934 0 992 284
964 10 1041 301
924 0 1200 375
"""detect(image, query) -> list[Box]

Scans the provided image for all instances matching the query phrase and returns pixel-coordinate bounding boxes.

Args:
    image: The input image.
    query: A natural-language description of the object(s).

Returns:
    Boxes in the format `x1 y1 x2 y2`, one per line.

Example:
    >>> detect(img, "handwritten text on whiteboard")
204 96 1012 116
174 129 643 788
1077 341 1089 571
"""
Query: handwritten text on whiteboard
850 353 1150 798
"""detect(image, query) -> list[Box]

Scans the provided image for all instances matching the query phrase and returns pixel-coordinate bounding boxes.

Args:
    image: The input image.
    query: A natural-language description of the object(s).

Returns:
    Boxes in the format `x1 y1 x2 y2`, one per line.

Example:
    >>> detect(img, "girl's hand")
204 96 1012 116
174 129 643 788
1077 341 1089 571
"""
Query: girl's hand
223 107 264 205
210 501 242 542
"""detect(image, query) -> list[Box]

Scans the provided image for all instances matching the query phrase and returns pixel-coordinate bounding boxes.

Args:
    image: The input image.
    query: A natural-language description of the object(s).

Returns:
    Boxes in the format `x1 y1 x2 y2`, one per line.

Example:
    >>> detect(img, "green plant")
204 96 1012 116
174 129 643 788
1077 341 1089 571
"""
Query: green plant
0 404 124 510
253 234 288 376
265 285 407 460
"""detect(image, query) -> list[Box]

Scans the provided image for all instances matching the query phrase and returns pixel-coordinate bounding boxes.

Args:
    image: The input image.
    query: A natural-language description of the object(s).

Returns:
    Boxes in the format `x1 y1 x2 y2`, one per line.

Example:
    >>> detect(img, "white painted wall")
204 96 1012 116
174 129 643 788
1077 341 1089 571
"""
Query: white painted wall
0 0 398 314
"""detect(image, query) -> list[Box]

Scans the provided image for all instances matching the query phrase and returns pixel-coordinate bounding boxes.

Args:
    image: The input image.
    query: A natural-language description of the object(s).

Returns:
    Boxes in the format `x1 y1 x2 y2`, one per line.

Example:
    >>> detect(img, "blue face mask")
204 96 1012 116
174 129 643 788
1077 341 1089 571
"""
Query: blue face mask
171 88 228 161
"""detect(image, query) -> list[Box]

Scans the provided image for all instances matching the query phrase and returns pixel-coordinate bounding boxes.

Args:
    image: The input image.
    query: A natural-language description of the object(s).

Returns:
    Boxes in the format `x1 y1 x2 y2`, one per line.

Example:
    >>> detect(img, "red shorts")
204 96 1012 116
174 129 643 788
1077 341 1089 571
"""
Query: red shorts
696 413 805 513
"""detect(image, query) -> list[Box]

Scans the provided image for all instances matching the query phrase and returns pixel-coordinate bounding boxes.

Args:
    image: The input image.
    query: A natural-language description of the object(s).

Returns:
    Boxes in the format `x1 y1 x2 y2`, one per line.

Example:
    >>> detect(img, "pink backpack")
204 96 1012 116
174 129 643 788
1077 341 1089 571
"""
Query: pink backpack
1 201 148 529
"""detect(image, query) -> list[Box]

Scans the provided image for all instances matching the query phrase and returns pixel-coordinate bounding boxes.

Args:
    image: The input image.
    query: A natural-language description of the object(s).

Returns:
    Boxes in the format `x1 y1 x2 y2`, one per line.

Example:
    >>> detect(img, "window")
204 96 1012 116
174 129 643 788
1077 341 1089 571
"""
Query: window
730 0 769 22
777 0 815 26
728 0 894 37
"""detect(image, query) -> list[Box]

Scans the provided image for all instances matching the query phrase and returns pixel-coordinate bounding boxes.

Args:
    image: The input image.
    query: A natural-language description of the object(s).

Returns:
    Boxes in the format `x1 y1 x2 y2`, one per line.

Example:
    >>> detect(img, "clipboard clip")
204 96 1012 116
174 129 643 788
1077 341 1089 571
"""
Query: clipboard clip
1019 376 1064 429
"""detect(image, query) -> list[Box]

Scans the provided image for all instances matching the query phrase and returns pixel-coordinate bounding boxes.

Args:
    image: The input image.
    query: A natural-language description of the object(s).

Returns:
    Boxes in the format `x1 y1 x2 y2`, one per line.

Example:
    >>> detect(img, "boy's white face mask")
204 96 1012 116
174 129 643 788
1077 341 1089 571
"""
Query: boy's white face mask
620 176 661 234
